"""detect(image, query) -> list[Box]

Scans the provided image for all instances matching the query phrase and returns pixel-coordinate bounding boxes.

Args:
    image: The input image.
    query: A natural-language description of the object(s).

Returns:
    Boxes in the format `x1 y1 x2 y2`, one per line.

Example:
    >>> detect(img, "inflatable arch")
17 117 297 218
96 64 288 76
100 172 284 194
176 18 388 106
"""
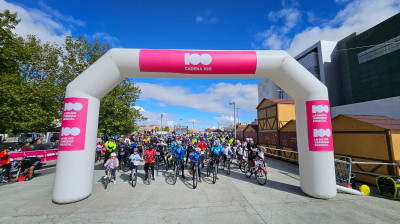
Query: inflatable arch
53 49 336 203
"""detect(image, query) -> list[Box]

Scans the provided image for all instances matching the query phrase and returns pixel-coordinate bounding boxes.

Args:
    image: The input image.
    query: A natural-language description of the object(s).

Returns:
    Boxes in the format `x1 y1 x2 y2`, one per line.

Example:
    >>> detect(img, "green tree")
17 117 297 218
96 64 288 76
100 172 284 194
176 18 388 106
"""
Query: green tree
0 9 144 136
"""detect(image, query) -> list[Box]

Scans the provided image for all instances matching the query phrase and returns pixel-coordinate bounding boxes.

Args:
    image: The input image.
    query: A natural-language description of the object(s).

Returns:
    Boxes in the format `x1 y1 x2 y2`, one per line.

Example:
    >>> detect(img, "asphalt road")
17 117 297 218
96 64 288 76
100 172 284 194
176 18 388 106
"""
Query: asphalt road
0 158 399 224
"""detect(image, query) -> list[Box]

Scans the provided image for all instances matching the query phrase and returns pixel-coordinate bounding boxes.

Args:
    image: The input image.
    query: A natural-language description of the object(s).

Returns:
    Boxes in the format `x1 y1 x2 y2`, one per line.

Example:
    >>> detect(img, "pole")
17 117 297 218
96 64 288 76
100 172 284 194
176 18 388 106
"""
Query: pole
161 114 163 134
192 121 194 134
233 102 236 140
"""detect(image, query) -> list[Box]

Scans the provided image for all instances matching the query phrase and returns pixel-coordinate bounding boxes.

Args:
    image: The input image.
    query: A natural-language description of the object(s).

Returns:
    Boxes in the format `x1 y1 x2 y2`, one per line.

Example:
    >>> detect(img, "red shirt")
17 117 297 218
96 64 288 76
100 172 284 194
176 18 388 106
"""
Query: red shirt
145 149 156 163
196 141 207 151
21 145 32 152
0 151 10 165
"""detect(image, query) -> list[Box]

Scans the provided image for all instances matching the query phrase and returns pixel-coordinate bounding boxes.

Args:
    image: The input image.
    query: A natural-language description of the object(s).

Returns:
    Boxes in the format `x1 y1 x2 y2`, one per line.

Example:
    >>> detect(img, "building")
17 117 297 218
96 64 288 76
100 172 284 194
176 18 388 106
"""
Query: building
258 13 400 119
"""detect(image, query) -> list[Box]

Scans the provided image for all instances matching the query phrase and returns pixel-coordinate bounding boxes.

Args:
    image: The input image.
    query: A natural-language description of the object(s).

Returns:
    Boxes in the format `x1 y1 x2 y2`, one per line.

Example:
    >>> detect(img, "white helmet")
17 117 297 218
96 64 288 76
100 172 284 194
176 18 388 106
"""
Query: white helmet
195 147 201 152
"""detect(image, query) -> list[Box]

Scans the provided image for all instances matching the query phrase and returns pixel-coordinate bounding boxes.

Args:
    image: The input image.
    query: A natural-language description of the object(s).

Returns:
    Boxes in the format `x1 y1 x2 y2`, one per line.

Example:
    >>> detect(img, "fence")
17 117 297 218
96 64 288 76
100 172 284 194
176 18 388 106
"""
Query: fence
8 150 58 163
262 146 400 189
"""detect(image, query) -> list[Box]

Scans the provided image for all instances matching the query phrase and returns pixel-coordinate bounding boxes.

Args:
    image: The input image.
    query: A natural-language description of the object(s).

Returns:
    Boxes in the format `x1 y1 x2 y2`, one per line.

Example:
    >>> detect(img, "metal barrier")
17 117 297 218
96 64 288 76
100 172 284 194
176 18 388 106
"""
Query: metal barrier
262 146 400 188
334 155 353 188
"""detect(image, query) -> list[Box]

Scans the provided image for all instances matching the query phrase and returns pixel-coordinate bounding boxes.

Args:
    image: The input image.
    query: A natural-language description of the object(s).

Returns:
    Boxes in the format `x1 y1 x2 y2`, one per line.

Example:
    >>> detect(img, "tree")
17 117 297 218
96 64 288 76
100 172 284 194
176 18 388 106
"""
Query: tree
0 9 145 136
163 126 170 132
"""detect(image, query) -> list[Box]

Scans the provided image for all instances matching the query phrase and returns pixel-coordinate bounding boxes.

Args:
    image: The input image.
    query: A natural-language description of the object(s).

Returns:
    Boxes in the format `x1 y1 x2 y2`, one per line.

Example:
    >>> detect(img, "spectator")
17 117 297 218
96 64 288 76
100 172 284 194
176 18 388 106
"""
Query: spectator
33 138 46 151
0 147 12 182
14 157 41 182
21 141 32 152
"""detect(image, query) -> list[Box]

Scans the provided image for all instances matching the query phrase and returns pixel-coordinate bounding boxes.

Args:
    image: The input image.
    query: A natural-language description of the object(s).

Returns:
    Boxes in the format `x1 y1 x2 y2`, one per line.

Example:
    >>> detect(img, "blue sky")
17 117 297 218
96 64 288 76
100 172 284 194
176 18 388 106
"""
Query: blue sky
2 0 399 130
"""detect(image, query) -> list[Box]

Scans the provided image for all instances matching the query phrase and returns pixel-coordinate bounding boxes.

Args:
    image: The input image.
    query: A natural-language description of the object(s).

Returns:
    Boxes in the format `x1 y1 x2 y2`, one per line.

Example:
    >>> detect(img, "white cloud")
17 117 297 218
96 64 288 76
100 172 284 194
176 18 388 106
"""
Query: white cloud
38 1 86 27
0 0 72 45
136 82 258 115
91 32 121 47
214 116 234 127
256 0 400 56
334 0 351 4
196 10 218 24
133 106 175 127
257 7 301 49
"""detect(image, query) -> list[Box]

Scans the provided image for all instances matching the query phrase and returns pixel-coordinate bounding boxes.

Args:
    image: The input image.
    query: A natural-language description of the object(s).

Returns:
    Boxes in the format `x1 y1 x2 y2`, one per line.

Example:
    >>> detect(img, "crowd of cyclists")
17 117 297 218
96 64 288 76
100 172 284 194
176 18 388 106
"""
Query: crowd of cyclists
98 133 268 187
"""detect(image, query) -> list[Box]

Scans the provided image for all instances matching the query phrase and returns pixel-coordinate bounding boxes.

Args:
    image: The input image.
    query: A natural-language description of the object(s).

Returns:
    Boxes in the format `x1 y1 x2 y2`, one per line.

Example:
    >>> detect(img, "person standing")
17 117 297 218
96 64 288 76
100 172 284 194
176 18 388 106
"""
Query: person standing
33 138 46 151
0 147 12 182
21 141 32 152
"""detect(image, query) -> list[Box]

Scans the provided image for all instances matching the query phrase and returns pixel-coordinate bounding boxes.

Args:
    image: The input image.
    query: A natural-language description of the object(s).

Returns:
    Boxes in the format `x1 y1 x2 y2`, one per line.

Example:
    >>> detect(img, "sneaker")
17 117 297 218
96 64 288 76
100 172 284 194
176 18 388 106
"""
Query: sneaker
152 177 155 180
199 178 202 183
182 175 186 179
103 175 107 179
113 180 116 184
25 178 33 181
2 179 8 183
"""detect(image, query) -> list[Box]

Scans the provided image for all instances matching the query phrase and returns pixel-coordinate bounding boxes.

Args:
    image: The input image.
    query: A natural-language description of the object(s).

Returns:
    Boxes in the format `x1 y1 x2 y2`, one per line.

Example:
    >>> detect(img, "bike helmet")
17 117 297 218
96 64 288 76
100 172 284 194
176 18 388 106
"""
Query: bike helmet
134 148 138 152
196 147 201 152
111 152 117 157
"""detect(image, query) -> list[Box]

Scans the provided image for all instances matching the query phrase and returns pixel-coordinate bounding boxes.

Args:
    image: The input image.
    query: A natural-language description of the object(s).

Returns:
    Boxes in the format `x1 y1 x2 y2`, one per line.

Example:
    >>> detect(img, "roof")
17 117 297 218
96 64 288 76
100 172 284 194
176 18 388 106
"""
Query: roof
340 114 400 130
244 124 258 132
236 125 246 132
256 98 295 109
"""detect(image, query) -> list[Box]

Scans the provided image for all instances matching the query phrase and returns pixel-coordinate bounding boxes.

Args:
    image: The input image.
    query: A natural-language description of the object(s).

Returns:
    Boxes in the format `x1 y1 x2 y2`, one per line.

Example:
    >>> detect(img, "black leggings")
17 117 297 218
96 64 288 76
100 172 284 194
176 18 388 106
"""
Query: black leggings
2 163 11 179
144 162 154 178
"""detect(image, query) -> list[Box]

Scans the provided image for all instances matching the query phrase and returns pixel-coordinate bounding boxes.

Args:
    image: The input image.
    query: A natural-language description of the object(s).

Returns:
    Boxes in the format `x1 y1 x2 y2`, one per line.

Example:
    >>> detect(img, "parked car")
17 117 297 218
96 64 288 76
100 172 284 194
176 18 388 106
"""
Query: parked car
17 132 41 144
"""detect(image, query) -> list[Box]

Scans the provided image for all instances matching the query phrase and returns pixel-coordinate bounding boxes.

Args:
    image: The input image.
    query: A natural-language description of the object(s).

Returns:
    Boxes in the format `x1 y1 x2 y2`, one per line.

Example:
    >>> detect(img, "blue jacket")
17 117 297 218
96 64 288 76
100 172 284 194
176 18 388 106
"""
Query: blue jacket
211 145 223 156
129 154 141 162
189 152 204 164
169 141 176 150
171 146 185 160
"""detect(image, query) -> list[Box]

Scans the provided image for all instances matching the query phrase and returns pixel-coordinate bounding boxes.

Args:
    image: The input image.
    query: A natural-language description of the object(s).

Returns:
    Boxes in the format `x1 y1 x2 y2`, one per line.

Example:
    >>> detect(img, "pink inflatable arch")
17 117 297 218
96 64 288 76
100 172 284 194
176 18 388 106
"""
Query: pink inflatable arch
53 49 336 203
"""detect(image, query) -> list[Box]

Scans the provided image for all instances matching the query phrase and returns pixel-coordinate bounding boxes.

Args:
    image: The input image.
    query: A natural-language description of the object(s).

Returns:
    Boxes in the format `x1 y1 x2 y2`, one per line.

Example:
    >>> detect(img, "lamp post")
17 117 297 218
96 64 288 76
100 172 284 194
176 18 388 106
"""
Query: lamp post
161 114 163 135
229 102 236 140
179 119 182 135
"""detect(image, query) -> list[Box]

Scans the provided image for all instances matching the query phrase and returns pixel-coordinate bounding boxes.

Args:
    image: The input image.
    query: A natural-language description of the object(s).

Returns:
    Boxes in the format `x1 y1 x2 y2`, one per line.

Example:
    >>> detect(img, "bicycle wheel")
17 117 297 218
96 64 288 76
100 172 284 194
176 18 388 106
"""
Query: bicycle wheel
239 161 247 173
245 164 252 178
206 164 211 177
172 163 178 185
213 164 217 184
147 170 151 185
131 172 137 188
156 157 159 171
256 167 267 185
105 171 111 189
193 167 198 189
227 161 231 175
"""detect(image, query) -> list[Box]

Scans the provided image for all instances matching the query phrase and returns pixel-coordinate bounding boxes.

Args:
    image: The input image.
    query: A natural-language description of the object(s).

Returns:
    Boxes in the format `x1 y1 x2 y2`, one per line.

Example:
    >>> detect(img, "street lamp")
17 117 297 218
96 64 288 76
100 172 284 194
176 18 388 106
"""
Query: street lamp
229 102 236 140
161 114 163 135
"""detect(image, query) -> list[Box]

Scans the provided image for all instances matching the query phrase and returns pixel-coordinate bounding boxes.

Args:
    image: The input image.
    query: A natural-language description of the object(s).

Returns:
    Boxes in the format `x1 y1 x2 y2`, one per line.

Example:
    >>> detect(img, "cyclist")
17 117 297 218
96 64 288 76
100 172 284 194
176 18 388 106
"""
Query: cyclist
210 142 223 175
171 140 186 179
189 147 205 183
248 147 262 170
223 142 233 165
156 140 167 166
117 138 128 169
144 144 156 181
129 148 142 175
104 152 119 184
104 139 116 165
185 142 194 165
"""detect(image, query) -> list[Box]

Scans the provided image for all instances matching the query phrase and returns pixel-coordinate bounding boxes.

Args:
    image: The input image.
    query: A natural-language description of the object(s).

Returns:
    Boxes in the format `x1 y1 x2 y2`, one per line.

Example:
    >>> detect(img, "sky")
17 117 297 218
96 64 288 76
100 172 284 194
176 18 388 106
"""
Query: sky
1 0 399 131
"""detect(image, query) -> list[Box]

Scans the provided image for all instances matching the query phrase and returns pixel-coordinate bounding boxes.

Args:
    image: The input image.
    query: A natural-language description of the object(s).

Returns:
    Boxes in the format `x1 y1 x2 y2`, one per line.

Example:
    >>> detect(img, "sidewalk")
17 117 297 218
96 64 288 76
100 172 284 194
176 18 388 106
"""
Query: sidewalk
0 158 399 224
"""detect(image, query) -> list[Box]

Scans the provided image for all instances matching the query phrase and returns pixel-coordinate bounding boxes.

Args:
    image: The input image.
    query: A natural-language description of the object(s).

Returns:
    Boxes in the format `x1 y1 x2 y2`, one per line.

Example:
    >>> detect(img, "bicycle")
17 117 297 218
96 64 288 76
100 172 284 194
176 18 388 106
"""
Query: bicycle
244 160 268 185
130 160 140 188
239 155 248 173
191 161 200 189
104 168 113 189
144 155 153 185
206 157 218 184
172 158 183 185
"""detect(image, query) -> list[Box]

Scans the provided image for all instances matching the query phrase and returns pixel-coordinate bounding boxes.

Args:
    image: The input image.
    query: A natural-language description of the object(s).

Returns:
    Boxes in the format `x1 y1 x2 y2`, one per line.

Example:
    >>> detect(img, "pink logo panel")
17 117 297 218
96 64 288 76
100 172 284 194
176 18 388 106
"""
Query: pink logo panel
306 100 333 151
59 98 88 151
139 50 257 74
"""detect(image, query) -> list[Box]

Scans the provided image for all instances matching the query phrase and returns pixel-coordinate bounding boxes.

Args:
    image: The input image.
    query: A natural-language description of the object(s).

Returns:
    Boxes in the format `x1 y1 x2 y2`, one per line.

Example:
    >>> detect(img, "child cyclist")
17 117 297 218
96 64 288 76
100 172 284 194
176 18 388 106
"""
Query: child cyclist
189 148 205 183
144 144 156 181
104 152 119 184
129 148 142 175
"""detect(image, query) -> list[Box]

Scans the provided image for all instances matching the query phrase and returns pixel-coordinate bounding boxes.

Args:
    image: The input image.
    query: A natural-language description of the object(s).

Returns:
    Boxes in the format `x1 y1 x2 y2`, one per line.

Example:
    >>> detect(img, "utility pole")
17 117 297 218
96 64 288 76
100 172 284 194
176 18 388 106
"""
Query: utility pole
236 107 241 125
229 102 236 140
161 114 163 134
